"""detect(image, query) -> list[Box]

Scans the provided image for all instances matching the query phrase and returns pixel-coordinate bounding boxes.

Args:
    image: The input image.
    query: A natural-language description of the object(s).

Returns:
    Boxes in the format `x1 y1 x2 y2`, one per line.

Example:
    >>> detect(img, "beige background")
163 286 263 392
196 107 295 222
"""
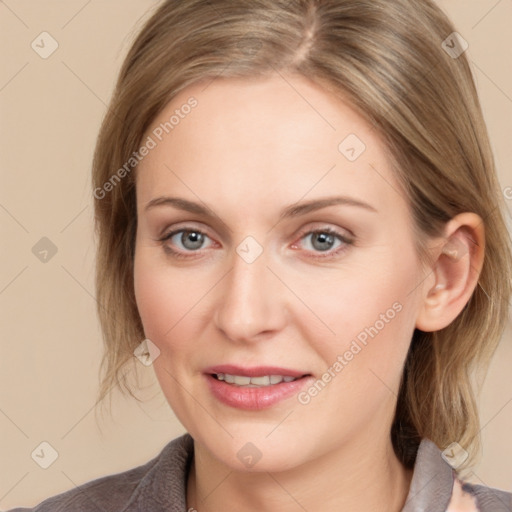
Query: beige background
1 0 511 509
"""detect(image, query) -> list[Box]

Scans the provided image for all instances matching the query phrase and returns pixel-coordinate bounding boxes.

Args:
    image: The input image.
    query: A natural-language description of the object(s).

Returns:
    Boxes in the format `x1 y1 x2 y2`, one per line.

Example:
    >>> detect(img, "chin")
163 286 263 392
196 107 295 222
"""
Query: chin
190 427 310 473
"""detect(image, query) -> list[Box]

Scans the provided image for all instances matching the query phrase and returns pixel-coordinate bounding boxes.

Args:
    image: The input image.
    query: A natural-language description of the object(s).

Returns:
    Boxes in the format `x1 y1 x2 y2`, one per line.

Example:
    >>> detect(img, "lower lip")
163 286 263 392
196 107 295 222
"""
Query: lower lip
205 374 312 410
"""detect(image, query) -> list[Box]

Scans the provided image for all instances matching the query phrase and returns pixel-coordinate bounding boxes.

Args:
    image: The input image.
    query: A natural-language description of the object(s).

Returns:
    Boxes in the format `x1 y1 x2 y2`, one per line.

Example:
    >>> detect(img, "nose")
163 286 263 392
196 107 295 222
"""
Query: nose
213 243 287 343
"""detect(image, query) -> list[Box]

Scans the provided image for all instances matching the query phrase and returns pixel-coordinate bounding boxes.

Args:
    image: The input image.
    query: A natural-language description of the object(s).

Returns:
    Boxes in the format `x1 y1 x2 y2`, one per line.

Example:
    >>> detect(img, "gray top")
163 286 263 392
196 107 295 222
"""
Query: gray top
7 434 512 511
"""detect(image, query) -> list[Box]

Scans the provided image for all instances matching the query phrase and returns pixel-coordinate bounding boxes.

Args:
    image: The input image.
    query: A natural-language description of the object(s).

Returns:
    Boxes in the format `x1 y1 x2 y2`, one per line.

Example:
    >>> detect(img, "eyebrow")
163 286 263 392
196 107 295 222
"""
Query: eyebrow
144 196 378 221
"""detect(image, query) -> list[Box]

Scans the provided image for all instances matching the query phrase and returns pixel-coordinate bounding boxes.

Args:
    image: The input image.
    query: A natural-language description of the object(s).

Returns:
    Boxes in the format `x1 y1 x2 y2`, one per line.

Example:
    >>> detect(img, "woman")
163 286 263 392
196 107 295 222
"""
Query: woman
9 0 512 510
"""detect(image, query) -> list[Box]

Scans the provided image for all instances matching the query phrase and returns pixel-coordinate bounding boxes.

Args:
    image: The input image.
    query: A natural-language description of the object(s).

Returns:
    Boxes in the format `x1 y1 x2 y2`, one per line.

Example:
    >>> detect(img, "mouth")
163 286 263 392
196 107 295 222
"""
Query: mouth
212 373 306 386
204 365 313 410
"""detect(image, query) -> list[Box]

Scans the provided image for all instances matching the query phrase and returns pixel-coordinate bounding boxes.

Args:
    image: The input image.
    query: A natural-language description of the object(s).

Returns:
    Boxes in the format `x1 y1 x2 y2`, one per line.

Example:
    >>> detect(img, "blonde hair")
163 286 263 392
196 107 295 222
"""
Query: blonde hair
92 0 512 471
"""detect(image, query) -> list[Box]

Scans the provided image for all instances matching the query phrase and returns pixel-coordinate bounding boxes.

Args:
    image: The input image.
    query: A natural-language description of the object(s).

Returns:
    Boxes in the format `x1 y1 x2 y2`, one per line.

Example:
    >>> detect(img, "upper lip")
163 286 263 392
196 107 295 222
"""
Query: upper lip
204 365 309 378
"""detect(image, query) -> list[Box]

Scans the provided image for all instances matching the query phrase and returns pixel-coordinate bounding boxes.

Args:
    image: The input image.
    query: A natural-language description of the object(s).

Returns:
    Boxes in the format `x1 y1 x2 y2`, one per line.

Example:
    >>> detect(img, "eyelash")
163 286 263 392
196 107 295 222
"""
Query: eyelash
157 226 354 261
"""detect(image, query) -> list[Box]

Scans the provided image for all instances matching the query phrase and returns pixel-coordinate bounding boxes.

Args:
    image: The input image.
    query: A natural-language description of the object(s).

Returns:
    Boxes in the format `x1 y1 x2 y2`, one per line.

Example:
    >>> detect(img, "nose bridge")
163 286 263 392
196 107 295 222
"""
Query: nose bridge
214 241 284 342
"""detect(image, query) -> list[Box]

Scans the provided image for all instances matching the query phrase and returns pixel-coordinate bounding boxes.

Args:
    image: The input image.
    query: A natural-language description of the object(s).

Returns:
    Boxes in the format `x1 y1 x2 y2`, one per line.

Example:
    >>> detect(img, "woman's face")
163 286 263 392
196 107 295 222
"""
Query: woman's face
134 73 427 472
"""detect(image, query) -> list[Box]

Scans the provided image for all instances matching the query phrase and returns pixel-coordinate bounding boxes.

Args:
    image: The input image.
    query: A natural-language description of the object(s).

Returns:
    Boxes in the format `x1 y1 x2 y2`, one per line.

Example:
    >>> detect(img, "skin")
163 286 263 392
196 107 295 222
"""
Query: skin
133 72 484 512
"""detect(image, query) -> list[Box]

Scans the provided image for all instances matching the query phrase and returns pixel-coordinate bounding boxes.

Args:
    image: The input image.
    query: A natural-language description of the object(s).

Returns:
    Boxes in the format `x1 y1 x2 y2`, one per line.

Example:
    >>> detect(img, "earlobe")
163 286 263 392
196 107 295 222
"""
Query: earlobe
415 213 485 333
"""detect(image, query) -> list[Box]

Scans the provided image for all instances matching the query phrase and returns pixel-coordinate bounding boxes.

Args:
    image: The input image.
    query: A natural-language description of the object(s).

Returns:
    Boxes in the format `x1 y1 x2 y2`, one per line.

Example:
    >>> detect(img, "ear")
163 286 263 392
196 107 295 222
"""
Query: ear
415 212 485 332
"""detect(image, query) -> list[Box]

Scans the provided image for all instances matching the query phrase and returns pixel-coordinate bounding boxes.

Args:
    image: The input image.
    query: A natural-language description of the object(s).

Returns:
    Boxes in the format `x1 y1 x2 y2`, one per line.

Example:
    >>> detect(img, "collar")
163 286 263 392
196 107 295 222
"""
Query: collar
401 438 456 511
128 434 457 511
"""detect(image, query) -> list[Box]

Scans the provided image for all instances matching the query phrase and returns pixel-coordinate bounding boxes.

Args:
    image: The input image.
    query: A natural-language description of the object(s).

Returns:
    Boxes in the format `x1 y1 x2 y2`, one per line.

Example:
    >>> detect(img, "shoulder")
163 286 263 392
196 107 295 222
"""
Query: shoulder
457 480 512 512
403 438 512 512
6 433 194 512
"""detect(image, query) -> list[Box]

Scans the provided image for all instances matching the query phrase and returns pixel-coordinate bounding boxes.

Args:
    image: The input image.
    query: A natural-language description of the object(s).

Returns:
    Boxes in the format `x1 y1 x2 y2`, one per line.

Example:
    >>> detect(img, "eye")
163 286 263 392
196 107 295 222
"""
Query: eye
158 228 214 259
292 227 354 259
157 225 354 261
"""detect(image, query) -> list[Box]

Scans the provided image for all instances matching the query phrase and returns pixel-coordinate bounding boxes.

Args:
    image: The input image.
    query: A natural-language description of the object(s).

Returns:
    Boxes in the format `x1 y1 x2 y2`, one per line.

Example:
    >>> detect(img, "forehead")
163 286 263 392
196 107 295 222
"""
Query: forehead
135 73 406 218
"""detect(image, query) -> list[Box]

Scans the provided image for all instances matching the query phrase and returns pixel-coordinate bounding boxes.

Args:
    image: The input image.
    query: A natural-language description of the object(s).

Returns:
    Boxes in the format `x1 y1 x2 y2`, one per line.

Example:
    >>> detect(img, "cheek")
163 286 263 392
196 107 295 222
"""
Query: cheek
133 251 196 413
133 247 217 364
133 250 190 349
308 267 408 339
306 254 418 389
134 261 169 341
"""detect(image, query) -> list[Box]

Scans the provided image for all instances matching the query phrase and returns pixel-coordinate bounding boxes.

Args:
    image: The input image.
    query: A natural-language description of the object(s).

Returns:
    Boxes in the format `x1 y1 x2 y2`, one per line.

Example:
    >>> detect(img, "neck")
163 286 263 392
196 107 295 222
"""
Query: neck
186 432 414 512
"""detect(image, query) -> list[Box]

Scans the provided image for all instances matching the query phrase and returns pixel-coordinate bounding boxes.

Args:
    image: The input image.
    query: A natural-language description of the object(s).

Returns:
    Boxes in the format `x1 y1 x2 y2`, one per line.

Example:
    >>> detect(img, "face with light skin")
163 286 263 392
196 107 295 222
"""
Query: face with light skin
133 73 484 510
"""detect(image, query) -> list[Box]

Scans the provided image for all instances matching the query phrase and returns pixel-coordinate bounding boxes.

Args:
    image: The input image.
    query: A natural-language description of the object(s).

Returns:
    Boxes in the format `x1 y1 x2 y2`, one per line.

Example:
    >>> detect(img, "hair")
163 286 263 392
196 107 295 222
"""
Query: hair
91 0 512 472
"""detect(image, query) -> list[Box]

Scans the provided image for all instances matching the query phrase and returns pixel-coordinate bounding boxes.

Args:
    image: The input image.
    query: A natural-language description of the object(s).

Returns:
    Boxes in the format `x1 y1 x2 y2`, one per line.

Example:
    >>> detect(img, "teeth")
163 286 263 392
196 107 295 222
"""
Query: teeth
250 376 270 386
215 373 299 387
